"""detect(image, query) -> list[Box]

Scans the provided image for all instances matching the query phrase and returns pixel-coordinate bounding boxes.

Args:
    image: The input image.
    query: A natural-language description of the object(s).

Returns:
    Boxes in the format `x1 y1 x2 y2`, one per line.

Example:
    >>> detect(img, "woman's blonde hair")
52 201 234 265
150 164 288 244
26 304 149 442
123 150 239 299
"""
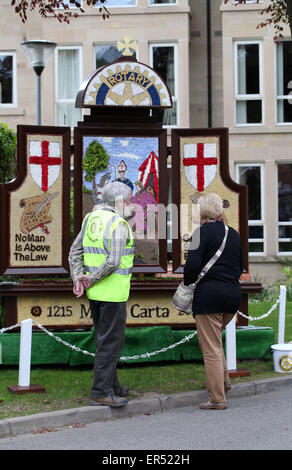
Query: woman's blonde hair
199 192 224 221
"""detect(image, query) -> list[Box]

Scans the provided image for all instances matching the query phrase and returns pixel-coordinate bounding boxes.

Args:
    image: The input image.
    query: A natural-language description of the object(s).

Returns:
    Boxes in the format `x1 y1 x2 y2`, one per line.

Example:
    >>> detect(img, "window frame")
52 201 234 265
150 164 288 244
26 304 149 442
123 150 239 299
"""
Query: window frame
149 42 178 128
55 0 83 8
94 42 138 69
232 0 262 4
149 0 177 5
93 0 136 7
235 162 265 256
54 45 83 128
0 51 17 108
277 161 292 255
275 40 292 126
234 40 263 127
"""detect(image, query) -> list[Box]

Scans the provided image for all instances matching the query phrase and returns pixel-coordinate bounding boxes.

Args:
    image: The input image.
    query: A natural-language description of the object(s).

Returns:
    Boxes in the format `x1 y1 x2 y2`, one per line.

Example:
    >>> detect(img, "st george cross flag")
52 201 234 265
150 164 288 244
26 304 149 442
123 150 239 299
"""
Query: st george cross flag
183 142 217 192
29 140 62 192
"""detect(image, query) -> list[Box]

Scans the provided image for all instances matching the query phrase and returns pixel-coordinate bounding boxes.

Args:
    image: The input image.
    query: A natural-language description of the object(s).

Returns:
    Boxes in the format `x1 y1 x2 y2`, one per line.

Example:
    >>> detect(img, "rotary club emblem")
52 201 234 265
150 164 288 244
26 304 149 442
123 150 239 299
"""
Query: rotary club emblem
78 37 172 110
278 354 292 373
87 63 169 107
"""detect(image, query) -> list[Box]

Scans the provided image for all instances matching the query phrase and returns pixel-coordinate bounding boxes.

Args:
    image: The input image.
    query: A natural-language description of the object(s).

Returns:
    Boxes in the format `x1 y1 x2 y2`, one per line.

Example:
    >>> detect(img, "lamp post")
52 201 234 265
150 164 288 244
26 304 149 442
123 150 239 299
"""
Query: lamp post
21 40 57 125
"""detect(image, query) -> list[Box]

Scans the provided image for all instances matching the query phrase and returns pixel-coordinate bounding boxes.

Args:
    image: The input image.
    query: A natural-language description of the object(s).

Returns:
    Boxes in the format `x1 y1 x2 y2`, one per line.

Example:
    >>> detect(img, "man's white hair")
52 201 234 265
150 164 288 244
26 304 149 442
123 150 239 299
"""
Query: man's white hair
199 192 224 220
102 181 131 205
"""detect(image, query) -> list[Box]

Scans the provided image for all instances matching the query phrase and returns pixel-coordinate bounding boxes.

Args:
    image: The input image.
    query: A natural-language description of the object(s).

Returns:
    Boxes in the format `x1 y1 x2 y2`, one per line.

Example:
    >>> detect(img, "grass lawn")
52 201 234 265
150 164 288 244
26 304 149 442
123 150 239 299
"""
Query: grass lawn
0 300 291 420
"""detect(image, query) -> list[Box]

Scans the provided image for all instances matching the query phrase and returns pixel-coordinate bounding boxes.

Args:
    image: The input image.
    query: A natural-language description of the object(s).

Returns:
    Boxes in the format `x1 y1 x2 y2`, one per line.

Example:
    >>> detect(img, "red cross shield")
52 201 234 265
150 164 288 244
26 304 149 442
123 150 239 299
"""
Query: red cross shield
29 140 62 192
183 142 217 192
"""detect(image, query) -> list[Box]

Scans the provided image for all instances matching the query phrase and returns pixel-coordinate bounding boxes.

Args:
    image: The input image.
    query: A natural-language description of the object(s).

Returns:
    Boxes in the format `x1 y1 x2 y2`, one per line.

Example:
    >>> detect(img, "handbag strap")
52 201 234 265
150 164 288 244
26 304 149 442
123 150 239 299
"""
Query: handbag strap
194 225 229 286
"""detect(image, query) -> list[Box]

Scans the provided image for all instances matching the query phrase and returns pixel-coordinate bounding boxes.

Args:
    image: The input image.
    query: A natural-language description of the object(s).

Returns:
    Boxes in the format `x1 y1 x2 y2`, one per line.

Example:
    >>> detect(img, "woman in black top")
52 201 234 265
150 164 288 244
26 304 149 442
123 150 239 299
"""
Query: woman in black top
184 193 244 410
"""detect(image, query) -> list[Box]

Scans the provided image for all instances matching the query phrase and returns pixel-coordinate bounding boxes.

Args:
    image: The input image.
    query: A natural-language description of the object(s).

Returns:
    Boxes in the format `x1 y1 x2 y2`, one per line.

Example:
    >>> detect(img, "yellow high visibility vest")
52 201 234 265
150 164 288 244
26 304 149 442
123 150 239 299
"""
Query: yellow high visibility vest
82 209 134 302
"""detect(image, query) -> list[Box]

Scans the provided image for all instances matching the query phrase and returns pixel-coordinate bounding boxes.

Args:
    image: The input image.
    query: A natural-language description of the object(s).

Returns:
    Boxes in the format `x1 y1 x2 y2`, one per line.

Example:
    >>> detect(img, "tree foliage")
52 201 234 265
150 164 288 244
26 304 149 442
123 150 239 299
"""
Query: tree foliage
0 122 16 184
224 0 292 40
11 0 109 24
12 0 292 38
82 140 109 185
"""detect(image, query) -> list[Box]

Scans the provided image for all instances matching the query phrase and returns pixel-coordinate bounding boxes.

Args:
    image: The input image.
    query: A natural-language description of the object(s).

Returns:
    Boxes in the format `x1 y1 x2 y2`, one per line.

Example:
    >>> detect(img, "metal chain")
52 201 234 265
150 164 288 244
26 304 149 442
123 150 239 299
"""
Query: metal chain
32 320 95 357
32 320 197 361
0 323 21 334
0 319 197 361
120 331 197 361
0 293 281 360
238 297 280 321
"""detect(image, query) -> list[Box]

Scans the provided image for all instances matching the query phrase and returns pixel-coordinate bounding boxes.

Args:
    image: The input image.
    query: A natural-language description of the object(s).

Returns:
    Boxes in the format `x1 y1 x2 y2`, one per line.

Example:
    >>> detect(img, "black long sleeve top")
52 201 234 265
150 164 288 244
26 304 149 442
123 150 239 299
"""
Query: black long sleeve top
183 220 244 315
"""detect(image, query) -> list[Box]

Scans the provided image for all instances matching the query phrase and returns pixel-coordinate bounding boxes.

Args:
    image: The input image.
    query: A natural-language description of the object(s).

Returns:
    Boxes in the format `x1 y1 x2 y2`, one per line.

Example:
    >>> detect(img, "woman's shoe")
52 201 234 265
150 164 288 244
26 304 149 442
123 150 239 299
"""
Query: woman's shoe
199 401 226 410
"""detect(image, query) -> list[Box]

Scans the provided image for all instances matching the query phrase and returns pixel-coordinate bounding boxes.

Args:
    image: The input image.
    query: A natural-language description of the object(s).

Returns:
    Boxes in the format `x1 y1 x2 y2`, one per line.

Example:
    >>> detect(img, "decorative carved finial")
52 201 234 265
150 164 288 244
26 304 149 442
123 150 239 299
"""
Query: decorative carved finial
117 36 137 56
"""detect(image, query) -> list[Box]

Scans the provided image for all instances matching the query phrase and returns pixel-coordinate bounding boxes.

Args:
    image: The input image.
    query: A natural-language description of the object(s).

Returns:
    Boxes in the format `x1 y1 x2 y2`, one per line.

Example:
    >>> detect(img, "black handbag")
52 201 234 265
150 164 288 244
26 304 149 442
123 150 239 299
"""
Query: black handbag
171 225 229 314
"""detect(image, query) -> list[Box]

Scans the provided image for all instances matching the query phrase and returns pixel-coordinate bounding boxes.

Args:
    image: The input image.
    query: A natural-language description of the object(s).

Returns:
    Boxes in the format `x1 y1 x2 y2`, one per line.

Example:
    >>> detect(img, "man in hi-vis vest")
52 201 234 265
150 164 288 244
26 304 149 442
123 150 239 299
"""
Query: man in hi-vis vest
69 182 134 407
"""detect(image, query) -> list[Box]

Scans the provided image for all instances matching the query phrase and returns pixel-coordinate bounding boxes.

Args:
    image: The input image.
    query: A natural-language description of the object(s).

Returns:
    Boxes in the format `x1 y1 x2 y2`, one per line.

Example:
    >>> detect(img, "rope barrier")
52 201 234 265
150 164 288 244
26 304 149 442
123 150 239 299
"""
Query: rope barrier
0 293 282 361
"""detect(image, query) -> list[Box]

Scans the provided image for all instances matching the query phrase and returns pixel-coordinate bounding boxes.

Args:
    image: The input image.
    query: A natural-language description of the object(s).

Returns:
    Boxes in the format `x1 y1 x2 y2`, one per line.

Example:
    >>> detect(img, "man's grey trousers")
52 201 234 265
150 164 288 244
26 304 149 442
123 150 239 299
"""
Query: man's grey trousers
89 299 127 398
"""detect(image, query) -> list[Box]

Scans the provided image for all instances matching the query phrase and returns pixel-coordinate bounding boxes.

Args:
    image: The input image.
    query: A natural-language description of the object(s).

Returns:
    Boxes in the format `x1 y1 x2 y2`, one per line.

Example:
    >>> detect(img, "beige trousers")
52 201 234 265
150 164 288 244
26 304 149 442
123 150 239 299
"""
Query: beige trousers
195 312 235 404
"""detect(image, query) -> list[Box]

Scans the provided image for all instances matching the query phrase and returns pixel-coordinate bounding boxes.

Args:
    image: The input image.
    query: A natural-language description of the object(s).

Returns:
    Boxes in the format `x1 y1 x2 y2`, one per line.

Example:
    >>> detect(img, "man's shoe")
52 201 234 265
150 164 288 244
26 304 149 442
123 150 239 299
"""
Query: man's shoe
201 381 232 392
113 386 129 397
90 394 128 408
199 401 226 410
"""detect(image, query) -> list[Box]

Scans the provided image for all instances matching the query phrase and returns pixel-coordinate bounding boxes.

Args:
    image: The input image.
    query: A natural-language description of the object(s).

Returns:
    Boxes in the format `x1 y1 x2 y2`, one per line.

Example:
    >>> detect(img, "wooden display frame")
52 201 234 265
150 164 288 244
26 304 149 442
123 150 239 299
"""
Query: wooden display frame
73 126 168 274
171 127 249 274
0 279 262 330
0 125 71 276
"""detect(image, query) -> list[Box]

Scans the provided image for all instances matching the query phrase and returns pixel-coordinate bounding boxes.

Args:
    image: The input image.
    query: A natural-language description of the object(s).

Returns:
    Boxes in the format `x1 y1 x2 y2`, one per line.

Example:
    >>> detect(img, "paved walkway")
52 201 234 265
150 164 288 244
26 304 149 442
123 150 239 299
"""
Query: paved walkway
1 375 292 439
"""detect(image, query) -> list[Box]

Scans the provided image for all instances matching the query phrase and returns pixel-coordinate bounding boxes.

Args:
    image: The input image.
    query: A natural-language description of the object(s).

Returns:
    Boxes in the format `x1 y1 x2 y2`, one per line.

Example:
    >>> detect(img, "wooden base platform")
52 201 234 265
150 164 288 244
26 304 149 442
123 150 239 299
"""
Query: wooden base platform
228 368 250 378
7 384 46 394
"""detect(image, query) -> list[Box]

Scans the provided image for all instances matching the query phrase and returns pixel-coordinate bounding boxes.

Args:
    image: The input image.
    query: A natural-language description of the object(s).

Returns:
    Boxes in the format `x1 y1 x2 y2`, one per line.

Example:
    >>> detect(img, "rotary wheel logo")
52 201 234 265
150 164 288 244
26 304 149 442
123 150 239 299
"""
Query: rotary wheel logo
278 354 292 373
89 64 166 107
31 305 42 317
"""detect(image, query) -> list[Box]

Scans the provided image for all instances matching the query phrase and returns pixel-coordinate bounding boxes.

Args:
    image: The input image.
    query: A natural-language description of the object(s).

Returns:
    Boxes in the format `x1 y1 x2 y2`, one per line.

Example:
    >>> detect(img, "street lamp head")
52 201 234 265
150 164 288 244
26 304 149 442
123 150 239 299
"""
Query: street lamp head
21 40 57 76
21 40 57 125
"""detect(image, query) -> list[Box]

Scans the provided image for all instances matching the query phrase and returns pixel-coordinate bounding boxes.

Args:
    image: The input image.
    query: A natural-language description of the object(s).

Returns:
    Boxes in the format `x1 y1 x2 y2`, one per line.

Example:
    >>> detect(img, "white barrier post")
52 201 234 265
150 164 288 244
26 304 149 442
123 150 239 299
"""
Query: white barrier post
18 318 32 387
225 315 250 377
7 319 45 394
278 285 287 345
226 315 237 371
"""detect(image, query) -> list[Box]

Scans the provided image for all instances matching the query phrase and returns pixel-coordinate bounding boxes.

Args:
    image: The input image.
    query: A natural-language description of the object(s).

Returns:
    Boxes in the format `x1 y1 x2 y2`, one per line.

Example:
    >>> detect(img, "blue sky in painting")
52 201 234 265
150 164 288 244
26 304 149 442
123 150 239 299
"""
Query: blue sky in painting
83 136 159 196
